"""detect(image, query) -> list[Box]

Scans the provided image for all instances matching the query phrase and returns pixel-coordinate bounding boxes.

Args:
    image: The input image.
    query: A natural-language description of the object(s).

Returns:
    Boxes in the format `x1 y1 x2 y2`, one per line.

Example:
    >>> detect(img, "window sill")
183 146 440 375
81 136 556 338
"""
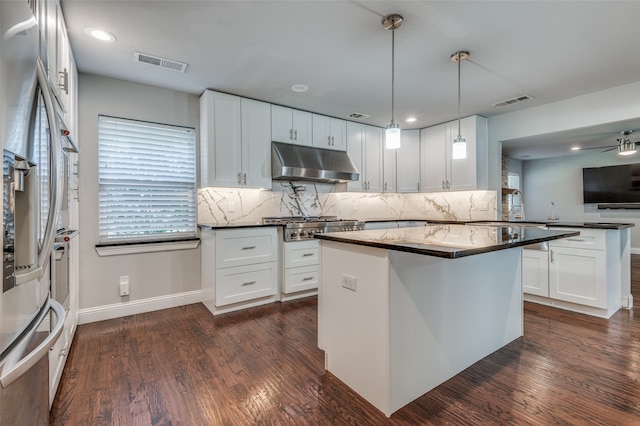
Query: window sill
95 239 200 257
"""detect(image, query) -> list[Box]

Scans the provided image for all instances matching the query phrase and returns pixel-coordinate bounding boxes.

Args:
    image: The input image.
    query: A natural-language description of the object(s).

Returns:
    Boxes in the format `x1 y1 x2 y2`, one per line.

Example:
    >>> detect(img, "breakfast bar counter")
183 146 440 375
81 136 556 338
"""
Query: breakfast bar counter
315 224 579 417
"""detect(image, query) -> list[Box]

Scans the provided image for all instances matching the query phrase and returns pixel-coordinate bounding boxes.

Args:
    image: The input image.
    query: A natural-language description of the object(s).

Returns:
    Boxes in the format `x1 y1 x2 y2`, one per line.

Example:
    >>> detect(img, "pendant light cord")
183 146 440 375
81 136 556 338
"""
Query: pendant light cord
391 27 395 126
457 52 461 137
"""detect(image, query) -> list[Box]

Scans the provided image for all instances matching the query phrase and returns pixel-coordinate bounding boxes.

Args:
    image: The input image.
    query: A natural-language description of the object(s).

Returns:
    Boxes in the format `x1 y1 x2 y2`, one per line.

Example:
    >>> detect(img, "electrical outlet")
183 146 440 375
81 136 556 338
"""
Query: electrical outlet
341 274 357 292
228 201 235 213
119 275 130 296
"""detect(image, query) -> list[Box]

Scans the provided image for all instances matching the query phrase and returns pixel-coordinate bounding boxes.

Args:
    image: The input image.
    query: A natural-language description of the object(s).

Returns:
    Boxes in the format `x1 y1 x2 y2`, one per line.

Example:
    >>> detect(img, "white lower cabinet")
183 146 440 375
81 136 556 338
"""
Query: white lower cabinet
201 227 279 314
282 240 319 300
523 227 627 318
522 248 549 297
549 245 607 309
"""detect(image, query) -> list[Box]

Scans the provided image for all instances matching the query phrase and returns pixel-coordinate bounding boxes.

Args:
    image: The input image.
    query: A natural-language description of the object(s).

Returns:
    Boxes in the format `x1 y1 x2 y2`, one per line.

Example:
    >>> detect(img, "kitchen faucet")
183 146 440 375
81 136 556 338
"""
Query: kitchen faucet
548 201 559 221
510 189 525 220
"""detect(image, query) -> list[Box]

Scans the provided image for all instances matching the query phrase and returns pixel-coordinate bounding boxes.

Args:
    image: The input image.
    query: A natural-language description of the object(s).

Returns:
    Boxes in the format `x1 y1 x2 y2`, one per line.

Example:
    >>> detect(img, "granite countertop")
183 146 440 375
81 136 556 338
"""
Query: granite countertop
198 222 280 230
314 223 580 259
466 220 634 230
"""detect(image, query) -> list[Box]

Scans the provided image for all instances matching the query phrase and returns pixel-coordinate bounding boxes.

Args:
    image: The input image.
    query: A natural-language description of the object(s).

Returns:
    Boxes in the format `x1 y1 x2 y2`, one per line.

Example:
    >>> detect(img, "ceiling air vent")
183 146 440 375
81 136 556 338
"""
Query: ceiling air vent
134 52 188 73
347 112 370 120
493 95 533 108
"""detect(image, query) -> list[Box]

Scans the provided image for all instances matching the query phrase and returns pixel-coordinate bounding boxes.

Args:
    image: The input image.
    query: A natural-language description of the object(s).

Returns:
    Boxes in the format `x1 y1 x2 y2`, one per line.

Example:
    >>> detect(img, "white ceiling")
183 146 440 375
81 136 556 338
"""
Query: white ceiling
60 1 640 160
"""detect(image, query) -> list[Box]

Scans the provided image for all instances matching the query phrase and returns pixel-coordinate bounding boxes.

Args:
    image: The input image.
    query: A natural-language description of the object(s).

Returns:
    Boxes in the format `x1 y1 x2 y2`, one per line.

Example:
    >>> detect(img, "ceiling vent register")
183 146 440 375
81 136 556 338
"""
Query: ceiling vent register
493 95 533 108
346 112 370 120
134 52 188 73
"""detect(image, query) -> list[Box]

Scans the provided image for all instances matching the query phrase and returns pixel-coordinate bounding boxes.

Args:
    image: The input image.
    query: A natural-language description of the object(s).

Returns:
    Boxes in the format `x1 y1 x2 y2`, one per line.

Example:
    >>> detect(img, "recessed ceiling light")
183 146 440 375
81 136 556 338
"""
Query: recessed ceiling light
290 84 309 93
405 117 417 123
571 146 581 151
85 27 117 42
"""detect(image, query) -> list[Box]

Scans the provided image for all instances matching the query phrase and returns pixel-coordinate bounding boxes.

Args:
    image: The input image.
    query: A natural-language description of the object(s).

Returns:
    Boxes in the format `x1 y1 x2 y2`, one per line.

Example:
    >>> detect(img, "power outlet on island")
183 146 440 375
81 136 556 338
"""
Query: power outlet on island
341 274 357 292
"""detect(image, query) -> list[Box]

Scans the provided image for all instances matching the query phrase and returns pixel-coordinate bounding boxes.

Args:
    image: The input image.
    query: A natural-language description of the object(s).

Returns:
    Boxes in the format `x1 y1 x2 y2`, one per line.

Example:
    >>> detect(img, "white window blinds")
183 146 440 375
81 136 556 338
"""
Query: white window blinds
507 172 521 213
98 115 196 244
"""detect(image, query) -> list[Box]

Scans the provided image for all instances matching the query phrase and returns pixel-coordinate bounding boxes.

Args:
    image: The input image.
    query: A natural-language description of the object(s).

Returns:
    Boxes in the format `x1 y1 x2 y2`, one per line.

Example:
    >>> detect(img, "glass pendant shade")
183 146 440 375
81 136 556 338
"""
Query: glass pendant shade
386 124 401 149
452 134 467 159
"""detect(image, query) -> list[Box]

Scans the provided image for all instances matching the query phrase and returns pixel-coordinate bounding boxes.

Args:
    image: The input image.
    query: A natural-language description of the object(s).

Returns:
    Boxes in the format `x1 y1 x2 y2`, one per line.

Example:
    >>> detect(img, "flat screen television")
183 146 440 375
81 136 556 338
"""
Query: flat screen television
583 163 640 204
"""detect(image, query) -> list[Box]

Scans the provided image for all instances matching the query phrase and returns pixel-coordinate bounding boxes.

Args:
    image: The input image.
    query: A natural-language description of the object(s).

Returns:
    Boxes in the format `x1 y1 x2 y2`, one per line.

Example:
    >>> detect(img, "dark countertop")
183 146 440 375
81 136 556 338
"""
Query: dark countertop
198 222 280 230
466 220 634 230
315 224 580 259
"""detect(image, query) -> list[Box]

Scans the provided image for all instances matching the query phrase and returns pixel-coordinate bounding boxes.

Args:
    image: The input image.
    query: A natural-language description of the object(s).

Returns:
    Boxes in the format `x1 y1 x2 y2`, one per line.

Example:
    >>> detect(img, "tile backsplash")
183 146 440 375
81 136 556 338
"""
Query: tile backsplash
198 183 497 225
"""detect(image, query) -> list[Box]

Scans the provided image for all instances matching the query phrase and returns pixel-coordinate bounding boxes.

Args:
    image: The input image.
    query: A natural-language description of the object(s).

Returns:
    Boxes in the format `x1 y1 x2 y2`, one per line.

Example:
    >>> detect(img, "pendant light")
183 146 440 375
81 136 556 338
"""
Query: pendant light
617 130 637 156
451 51 469 160
382 14 403 150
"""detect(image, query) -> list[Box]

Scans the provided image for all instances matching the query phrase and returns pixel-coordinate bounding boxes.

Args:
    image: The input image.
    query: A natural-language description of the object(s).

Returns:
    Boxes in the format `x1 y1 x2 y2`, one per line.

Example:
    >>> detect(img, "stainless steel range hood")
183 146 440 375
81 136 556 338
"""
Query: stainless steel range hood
271 142 359 183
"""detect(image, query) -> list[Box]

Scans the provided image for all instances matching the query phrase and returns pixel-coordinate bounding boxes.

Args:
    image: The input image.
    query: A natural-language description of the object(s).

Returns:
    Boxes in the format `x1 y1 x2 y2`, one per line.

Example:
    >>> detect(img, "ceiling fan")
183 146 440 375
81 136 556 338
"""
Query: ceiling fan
581 130 639 155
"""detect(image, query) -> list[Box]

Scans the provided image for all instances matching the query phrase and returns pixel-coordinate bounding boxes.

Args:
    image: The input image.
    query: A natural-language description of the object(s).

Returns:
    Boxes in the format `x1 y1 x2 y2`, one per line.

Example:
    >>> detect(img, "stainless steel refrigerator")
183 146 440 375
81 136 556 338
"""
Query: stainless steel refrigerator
0 1 66 424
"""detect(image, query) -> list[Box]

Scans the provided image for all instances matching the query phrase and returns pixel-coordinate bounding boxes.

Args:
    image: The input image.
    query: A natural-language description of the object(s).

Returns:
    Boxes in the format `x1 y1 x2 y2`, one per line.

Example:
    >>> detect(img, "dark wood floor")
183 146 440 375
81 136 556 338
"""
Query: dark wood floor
50 256 640 425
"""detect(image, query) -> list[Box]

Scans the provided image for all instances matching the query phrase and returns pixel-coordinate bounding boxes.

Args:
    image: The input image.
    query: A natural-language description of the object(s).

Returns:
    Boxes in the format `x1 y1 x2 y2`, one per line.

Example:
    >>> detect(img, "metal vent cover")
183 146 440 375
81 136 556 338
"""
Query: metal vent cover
134 52 188 73
346 112 370 120
493 95 533 107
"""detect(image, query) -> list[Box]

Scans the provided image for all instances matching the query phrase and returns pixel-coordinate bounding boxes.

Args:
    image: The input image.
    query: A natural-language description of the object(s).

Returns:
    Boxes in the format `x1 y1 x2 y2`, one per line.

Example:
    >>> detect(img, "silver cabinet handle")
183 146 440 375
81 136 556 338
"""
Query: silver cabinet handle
294 129 298 141
59 67 69 95
384 182 387 191
241 246 256 250
237 173 242 184
331 136 335 146
417 181 420 192
302 253 314 257
302 277 314 281
442 180 445 189
566 238 585 242
289 129 293 141
328 136 331 146
243 173 247 185
241 281 257 286
550 250 554 263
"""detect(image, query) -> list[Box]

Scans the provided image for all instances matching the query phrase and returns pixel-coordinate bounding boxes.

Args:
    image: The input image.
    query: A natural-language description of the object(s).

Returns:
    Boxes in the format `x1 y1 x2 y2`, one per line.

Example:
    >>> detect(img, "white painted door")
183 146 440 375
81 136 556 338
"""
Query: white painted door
522 248 549 297
329 117 347 151
312 114 331 149
346 122 364 192
292 109 312 146
397 129 420 192
271 104 294 143
549 246 607 308
420 123 446 192
364 125 384 193
241 98 272 188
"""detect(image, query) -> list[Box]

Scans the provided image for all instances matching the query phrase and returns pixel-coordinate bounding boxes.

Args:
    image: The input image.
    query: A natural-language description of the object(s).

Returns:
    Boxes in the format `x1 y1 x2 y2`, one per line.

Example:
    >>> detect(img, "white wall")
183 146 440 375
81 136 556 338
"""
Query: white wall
522 150 640 251
77 74 201 321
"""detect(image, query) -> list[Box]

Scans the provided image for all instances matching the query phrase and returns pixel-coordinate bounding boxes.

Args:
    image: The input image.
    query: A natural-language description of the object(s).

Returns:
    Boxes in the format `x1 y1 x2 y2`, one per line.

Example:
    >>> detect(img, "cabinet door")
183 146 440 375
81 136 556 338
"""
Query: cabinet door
329 117 347 151
292 109 312 146
397 129 420 192
420 124 446 192
346 122 365 192
200 91 242 187
549 247 607 308
271 105 293 143
241 98 272 188
312 114 331 149
448 116 477 190
522 249 549 297
364 125 384 192
383 145 396 192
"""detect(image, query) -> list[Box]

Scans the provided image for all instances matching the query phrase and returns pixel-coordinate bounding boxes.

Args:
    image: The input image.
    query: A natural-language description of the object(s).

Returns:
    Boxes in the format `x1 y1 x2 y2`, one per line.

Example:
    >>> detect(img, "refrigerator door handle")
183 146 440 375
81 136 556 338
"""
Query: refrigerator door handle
0 299 65 388
34 57 63 277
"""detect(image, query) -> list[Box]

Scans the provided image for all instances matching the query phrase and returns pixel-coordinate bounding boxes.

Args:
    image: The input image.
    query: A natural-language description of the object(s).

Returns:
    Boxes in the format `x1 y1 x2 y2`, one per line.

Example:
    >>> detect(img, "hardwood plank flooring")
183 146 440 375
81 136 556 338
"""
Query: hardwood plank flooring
50 256 640 425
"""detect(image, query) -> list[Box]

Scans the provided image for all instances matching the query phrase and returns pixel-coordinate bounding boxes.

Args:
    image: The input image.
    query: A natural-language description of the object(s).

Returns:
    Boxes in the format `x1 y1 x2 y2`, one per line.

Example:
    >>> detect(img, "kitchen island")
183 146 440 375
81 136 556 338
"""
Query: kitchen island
315 224 579 417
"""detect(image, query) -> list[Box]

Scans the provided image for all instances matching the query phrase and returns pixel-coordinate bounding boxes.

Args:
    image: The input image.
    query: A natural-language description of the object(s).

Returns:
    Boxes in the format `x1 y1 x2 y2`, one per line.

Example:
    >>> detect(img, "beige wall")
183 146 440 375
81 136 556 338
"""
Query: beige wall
77 74 201 318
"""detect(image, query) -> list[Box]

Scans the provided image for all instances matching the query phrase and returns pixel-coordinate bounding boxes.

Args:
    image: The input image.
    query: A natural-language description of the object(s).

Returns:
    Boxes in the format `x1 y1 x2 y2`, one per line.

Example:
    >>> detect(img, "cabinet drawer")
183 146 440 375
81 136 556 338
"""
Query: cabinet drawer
284 265 319 294
215 228 277 268
216 262 277 306
549 228 606 250
284 240 319 268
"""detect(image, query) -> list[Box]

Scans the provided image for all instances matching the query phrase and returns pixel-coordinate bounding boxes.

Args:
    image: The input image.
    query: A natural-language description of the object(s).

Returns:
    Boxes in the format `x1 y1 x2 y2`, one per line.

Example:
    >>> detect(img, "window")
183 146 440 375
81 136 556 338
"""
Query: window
98 115 196 244
507 172 521 214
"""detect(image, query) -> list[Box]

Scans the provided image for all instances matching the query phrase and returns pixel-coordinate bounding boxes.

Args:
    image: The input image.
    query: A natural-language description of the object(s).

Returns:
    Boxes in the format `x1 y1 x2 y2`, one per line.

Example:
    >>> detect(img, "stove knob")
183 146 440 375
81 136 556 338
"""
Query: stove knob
309 229 315 235
290 230 298 237
299 230 306 237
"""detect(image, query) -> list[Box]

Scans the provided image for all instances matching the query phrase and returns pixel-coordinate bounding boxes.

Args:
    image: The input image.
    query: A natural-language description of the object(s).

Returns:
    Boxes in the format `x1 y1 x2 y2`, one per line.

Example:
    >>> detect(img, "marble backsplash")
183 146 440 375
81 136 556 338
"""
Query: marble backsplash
198 182 497 225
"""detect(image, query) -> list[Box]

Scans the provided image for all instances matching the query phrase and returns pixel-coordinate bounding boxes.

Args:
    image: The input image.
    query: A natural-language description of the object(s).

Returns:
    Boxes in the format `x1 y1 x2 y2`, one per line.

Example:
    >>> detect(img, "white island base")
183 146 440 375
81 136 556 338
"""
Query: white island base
319 241 524 417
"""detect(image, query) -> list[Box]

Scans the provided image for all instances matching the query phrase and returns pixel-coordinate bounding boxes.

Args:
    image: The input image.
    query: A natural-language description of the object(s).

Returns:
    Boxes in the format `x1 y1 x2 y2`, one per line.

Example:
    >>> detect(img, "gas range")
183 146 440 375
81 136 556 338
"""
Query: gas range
262 216 364 241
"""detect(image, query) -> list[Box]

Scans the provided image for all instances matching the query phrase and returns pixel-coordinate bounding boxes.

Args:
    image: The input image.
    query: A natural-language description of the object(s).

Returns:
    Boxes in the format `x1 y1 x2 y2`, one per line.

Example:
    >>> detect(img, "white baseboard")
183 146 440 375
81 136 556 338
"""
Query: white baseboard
78 290 202 324
631 247 640 255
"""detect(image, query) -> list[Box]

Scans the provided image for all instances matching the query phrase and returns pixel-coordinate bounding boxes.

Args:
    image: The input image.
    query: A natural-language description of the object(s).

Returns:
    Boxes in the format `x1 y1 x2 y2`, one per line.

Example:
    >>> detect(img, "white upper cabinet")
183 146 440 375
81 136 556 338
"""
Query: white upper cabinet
312 114 347 151
420 115 488 192
383 144 396 193
200 91 271 188
271 105 312 146
396 129 420 192
346 122 383 192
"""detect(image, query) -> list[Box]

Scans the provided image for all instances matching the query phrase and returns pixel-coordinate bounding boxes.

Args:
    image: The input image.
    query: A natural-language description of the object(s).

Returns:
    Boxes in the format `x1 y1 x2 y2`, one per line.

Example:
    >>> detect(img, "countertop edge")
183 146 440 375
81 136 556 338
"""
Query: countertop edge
315 229 580 259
